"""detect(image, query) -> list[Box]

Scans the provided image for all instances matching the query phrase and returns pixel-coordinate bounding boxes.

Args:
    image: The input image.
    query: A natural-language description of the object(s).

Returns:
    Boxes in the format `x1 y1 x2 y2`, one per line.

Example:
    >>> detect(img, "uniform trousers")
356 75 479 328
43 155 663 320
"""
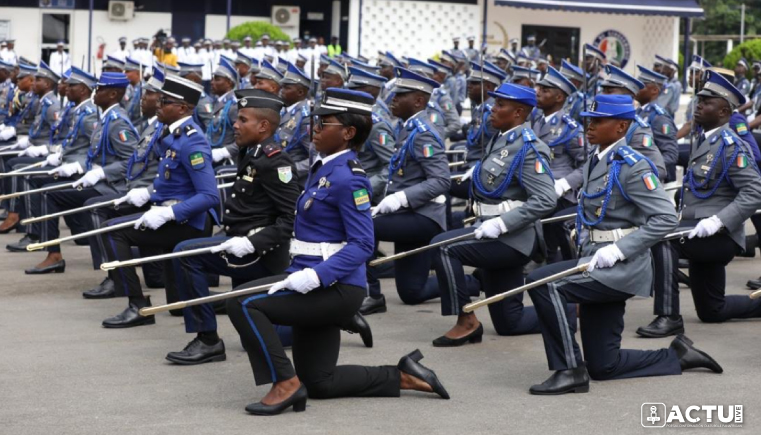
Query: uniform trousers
368 212 442 305
543 200 576 264
102 213 212 302
445 178 470 231
38 183 103 252
227 275 401 399
434 226 554 336
651 241 679 316
673 233 761 322
5 156 43 216
527 260 682 380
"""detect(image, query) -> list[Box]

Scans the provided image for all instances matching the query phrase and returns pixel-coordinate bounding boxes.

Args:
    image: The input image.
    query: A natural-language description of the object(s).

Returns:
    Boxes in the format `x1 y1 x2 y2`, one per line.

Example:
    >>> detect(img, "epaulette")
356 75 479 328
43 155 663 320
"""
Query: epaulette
371 113 381 124
484 103 493 112
721 129 738 146
347 159 366 177
263 142 281 157
83 106 95 115
300 105 310 117
561 114 578 129
613 145 643 166
634 115 649 128
438 88 447 95
413 118 429 132
109 111 119 120
522 128 537 143
41 97 52 106
184 124 197 136
653 105 666 116
427 101 435 109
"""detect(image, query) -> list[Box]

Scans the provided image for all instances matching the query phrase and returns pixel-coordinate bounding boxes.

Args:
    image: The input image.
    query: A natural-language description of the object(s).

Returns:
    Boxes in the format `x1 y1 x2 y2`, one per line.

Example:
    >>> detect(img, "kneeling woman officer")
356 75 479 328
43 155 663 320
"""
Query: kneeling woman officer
226 88 450 416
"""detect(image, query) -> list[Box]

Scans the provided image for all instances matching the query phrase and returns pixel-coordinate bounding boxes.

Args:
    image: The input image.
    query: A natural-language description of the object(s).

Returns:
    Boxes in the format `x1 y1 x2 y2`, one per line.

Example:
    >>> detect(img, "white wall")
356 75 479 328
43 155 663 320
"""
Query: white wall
485 4 679 75
1 7 44 63
204 14 270 41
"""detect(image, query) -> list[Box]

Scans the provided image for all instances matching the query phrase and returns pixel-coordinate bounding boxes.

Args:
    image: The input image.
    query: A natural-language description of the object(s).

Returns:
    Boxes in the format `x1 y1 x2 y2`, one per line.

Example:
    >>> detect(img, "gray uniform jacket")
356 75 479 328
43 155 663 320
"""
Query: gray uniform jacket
206 91 239 160
681 124 761 249
576 140 678 297
276 99 312 180
639 103 678 168
432 87 460 138
532 109 585 203
472 123 557 259
60 100 98 168
88 105 139 195
15 91 39 136
125 117 163 189
385 110 450 230
121 82 143 124
358 105 396 199
655 79 680 118
0 80 14 124
29 91 60 146
460 98 497 167
193 92 215 132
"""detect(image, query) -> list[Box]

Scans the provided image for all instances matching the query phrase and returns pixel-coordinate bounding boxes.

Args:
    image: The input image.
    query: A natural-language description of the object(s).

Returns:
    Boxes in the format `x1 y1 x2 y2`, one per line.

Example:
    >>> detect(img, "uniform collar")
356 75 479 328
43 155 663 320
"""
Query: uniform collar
100 103 120 120
314 148 351 166
168 115 192 132
42 90 55 101
405 110 427 128
219 90 235 103
147 115 158 125
595 137 624 160
73 98 90 111
499 123 523 138
704 126 721 140
543 111 558 124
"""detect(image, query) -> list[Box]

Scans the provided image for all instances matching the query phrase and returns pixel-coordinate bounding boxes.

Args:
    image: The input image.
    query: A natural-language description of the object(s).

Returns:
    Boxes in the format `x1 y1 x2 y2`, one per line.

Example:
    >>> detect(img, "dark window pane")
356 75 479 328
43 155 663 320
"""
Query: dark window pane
522 25 581 67
42 14 70 45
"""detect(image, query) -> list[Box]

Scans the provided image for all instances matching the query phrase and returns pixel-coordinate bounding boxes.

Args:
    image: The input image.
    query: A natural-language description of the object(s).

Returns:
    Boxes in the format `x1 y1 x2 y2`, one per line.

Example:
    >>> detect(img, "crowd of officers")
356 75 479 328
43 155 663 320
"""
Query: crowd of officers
0 34 759 414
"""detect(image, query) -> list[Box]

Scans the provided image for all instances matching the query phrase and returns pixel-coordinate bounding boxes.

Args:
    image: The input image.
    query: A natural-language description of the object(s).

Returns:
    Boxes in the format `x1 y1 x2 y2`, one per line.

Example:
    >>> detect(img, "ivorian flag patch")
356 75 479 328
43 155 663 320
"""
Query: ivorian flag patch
422 144 435 158
379 133 390 145
535 160 547 173
642 135 653 147
662 124 671 134
642 172 659 190
578 136 584 147
430 113 439 123
189 151 205 169
205 104 213 113
737 154 749 168
737 123 748 135
118 130 129 141
353 188 371 210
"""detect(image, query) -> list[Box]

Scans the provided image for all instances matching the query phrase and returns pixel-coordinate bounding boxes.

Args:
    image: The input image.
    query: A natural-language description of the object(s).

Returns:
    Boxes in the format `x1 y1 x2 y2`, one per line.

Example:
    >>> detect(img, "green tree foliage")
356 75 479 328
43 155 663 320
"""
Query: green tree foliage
687 0 761 66
724 39 761 78
226 22 291 44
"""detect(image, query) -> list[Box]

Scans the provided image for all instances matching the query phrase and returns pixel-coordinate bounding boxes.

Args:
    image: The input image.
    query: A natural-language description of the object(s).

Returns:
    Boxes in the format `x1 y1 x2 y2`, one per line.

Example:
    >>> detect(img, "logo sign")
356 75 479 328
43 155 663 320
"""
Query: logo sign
642 403 667 428
641 403 743 428
593 30 631 68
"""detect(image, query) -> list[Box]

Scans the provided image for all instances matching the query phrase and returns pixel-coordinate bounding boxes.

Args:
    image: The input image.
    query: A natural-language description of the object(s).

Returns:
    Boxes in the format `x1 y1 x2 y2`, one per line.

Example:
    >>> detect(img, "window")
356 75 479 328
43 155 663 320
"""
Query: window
521 25 581 66
42 13 70 45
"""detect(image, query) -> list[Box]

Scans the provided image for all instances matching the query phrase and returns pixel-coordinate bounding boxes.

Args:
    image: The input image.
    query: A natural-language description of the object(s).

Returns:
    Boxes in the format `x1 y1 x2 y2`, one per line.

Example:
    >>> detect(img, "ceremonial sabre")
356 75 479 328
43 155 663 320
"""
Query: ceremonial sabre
0 170 51 178
0 182 80 201
21 198 120 225
101 245 217 271
750 289 761 300
139 282 274 316
26 219 139 251
215 172 236 179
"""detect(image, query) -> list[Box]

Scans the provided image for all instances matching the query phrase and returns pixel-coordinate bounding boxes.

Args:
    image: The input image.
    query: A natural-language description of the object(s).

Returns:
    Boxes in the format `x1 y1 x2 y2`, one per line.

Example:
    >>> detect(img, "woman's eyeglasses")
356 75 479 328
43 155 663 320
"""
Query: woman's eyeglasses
314 117 344 130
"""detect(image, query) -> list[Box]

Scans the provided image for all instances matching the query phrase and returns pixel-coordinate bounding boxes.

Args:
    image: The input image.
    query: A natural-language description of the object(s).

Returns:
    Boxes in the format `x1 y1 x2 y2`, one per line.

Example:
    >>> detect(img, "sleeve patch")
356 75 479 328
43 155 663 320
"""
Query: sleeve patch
379 133 390 145
642 135 653 147
737 154 749 168
118 130 129 141
353 188 371 210
189 151 205 169
422 144 435 158
736 123 748 135
642 172 659 190
661 124 671 135
277 166 293 183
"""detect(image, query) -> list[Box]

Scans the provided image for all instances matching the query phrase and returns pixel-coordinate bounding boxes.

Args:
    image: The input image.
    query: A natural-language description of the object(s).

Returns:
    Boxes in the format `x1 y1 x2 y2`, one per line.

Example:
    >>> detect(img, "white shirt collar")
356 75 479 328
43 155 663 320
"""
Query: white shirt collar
543 111 557 124
100 103 119 120
168 116 192 132
499 123 523 137
147 115 158 125
73 98 90 111
596 137 625 159
314 149 351 166
287 101 300 112
219 90 235 102
704 126 721 140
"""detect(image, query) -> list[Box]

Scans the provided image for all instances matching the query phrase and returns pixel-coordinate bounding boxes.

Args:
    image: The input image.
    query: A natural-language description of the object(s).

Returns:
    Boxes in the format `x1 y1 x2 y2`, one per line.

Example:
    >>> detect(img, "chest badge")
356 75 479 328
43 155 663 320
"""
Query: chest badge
304 198 314 210
243 166 256 182
500 149 509 159
318 177 327 189
286 117 297 129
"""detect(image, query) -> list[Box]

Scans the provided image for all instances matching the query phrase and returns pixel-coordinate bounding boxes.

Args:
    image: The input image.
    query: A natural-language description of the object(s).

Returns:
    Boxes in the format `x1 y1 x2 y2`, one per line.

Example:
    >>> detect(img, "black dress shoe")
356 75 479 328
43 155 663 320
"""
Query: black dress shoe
0 220 19 234
83 278 117 299
359 295 386 316
7 234 38 252
636 316 684 338
102 299 155 328
25 260 65 274
432 323 484 347
747 276 761 290
166 337 226 365
529 366 590 395
397 349 450 399
245 383 308 415
341 313 373 348
670 334 723 373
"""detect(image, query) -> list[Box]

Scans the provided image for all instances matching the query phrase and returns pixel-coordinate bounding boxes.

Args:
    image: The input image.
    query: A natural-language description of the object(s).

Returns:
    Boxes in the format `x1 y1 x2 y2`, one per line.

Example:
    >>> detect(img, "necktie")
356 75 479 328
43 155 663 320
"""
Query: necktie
588 154 600 178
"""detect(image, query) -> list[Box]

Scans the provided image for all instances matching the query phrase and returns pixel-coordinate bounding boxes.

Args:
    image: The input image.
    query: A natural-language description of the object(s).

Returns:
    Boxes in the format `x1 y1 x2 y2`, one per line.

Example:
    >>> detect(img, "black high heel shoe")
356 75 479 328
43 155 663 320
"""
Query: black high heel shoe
432 323 483 347
397 349 450 399
245 383 308 416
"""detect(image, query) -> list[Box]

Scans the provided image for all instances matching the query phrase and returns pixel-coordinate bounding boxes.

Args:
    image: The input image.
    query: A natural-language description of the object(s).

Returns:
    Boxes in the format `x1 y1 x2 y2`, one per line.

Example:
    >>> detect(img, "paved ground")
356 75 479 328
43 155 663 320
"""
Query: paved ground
1 225 759 435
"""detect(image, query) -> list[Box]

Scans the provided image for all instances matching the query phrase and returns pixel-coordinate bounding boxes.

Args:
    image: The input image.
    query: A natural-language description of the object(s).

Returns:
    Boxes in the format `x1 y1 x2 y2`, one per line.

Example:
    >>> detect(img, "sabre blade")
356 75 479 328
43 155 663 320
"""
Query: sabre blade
139 282 274 316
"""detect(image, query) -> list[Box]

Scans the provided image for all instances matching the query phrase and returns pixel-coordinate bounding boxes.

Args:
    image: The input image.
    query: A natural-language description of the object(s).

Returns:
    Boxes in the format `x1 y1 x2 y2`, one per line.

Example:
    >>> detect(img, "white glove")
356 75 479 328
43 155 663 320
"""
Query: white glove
115 188 151 207
587 244 625 272
268 268 321 294
211 147 231 163
209 236 255 258
20 145 49 157
48 162 83 178
72 167 105 188
0 128 18 142
43 152 62 167
12 134 29 149
474 217 507 239
554 178 571 198
688 215 723 239
133 206 175 230
459 166 475 182
372 192 408 217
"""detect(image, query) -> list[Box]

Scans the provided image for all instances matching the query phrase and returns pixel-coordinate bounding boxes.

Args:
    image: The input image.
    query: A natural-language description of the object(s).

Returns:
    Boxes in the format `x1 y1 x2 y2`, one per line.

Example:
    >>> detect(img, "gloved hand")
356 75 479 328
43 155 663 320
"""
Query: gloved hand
133 206 175 230
688 215 723 239
372 191 408 217
554 178 571 198
587 244 625 272
43 152 62 167
20 145 49 158
209 237 255 258
474 217 507 239
459 166 475 182
72 167 105 188
0 128 18 142
211 147 231 163
48 162 83 178
115 188 151 207
268 268 321 294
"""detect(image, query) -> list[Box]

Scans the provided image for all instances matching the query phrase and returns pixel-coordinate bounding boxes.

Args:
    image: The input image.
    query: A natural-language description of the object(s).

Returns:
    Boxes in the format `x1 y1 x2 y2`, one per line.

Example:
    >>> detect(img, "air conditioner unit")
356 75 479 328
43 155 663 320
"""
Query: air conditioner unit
108 1 134 21
272 6 300 28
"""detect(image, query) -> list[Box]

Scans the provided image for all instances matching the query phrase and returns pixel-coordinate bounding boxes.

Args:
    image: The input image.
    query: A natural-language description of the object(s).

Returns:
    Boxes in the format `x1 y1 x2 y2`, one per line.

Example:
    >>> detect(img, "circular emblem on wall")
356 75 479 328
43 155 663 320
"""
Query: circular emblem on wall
593 30 631 68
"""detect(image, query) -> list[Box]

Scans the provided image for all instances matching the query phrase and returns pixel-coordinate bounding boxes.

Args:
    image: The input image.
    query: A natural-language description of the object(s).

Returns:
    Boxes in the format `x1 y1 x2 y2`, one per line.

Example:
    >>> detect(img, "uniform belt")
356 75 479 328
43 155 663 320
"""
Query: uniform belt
472 200 524 217
431 195 446 204
589 227 638 243
160 200 183 207
247 227 265 237
289 239 346 260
